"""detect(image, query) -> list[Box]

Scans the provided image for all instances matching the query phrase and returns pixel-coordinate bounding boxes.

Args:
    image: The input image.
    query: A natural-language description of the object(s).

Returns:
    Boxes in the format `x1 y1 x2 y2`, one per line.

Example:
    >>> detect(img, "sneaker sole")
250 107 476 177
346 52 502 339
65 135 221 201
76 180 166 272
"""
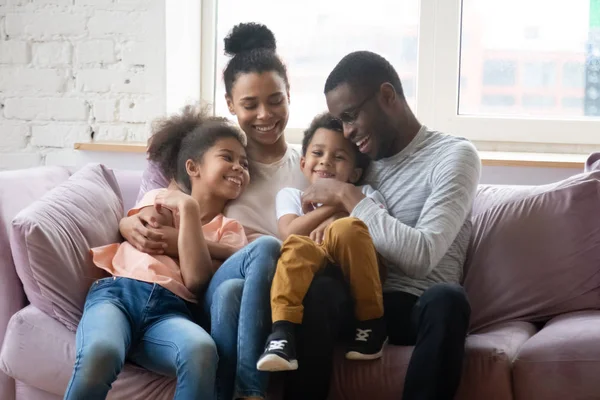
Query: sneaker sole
256 354 298 371
345 338 389 361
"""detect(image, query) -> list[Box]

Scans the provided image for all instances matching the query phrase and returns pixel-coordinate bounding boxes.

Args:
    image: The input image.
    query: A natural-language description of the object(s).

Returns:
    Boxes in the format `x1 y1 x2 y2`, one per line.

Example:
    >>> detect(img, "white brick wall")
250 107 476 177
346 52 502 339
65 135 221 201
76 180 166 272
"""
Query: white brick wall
0 0 165 170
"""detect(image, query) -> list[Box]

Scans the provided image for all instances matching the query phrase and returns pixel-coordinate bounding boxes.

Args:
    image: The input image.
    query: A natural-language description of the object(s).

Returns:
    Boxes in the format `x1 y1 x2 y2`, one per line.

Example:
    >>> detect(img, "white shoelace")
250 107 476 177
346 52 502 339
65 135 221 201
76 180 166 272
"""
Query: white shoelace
355 328 372 342
267 339 288 351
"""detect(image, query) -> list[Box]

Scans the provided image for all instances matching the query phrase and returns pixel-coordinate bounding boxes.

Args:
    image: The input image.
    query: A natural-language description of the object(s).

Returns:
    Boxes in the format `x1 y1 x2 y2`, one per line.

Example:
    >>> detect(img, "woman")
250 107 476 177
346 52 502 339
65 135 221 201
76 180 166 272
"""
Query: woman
120 22 349 400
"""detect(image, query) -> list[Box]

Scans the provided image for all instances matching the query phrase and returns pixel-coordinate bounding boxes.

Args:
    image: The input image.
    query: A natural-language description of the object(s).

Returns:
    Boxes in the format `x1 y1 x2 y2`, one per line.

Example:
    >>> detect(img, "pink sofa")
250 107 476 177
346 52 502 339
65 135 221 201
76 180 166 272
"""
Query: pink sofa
1 161 599 400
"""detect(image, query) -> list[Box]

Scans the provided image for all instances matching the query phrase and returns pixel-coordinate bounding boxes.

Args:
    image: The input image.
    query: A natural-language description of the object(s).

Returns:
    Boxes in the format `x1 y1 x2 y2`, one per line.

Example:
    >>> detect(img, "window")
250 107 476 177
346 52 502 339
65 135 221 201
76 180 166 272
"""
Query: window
522 95 556 108
522 62 557 89
563 62 585 89
428 0 600 145
482 60 516 87
402 78 416 98
562 97 584 108
459 0 592 119
481 94 515 107
213 0 419 131
168 0 600 149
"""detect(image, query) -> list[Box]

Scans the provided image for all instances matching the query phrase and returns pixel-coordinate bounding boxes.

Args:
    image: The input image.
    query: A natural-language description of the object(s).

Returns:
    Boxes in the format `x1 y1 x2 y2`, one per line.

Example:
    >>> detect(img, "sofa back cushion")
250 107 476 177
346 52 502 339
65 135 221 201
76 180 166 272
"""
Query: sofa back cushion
9 164 123 331
465 171 600 332
586 152 600 172
112 169 143 212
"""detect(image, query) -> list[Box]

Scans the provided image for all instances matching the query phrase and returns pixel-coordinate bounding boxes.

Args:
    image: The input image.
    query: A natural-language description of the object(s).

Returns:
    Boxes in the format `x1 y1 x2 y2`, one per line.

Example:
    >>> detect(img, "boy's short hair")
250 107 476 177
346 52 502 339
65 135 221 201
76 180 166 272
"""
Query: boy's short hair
302 112 370 171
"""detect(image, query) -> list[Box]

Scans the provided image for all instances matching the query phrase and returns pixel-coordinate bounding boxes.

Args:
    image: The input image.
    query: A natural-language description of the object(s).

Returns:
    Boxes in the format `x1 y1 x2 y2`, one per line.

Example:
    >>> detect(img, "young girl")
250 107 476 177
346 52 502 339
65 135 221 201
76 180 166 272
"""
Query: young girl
64 105 250 400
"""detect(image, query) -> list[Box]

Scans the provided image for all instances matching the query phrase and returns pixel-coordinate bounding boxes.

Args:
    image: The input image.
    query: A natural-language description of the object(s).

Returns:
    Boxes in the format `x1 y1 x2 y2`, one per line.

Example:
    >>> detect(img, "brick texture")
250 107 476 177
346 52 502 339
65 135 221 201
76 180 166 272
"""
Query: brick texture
0 0 165 170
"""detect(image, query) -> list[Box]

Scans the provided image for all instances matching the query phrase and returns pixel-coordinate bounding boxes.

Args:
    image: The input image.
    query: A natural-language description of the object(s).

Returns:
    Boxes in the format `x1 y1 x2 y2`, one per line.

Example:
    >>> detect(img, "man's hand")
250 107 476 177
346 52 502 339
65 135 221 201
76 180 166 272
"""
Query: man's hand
301 179 346 211
119 213 167 255
301 179 365 214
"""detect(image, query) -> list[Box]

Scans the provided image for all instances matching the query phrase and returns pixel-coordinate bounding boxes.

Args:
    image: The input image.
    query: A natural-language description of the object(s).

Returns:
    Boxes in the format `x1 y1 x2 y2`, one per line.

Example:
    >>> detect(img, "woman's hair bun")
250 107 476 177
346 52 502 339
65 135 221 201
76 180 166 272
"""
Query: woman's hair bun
224 22 276 56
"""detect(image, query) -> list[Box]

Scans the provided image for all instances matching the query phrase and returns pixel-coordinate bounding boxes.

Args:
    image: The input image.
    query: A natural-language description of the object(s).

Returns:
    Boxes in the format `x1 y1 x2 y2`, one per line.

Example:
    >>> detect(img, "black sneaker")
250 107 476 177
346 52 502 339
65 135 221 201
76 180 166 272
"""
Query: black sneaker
345 317 388 360
256 330 298 371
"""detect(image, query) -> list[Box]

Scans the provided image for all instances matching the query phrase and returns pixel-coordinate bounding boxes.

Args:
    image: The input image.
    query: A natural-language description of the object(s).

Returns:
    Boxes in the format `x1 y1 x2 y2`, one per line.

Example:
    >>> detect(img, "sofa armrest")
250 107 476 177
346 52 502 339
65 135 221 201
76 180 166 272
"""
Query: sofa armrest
0 166 72 400
585 152 600 172
0 252 26 400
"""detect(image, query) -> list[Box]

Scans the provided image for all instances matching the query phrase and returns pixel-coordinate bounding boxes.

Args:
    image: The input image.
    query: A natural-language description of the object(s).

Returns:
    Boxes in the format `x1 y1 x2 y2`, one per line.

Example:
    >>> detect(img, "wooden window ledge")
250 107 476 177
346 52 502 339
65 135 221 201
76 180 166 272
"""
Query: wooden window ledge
74 142 588 169
74 142 147 153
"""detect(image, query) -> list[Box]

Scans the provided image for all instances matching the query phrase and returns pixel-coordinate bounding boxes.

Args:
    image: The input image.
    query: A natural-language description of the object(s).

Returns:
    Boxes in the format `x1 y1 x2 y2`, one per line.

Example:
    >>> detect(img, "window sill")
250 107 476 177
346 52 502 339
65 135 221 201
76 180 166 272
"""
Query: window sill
74 142 588 169
74 142 148 154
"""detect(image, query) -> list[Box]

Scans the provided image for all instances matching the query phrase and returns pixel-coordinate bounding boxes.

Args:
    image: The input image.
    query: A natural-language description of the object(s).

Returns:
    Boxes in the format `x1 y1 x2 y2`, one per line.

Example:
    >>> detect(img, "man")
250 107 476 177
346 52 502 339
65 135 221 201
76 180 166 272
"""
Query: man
297 51 481 399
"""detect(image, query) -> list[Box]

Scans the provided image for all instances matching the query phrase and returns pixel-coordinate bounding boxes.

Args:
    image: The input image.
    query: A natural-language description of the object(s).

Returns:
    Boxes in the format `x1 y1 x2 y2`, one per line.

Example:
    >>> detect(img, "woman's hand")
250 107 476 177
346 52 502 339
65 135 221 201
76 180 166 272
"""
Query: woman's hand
119 213 166 255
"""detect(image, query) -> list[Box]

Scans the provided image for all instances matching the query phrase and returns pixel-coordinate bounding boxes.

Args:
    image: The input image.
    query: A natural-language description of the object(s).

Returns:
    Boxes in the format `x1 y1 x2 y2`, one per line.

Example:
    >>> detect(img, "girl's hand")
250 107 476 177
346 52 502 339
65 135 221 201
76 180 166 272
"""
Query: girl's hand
154 190 196 213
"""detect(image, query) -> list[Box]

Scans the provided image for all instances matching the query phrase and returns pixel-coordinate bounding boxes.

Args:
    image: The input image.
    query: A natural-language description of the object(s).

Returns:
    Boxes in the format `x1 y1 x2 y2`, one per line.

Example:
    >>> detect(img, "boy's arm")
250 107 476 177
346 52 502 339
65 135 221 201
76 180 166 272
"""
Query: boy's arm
278 205 341 240
276 187 342 240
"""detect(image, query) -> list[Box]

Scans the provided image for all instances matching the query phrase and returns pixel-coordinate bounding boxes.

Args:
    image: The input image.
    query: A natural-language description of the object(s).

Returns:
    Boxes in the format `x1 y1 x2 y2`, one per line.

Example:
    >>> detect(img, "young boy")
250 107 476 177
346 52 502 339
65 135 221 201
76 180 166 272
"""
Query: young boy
256 112 388 372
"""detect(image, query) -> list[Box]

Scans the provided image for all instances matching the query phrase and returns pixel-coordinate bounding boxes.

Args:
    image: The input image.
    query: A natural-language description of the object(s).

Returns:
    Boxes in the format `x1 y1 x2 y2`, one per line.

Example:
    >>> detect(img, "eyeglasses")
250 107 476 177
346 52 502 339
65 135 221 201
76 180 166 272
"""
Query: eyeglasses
336 91 378 125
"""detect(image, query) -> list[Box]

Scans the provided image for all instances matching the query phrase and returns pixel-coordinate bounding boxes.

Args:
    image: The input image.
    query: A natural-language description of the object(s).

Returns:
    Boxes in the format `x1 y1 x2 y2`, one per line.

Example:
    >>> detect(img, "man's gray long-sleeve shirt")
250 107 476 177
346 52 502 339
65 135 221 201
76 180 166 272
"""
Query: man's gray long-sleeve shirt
352 126 481 296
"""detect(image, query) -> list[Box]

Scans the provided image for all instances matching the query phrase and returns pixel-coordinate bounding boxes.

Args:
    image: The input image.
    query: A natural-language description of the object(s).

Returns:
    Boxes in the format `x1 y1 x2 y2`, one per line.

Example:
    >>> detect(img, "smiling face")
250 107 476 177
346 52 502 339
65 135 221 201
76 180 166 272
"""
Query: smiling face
188 136 250 201
226 71 290 148
325 83 399 161
300 127 362 184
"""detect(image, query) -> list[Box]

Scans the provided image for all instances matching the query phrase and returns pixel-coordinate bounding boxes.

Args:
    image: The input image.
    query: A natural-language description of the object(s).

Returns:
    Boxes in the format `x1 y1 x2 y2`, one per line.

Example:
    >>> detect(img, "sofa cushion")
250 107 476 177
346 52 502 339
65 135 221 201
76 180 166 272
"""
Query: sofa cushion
0 305 176 399
136 160 168 204
512 311 600 400
585 152 600 172
9 164 123 331
464 171 600 331
112 169 143 213
16 381 62 400
0 166 72 400
328 321 536 400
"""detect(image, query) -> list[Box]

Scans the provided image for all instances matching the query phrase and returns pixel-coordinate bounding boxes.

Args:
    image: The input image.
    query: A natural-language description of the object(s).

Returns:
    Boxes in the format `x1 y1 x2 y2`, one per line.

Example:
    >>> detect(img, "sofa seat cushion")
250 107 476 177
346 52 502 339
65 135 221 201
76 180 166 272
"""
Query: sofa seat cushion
513 310 600 400
9 164 123 332
15 381 61 400
0 305 175 399
329 321 537 400
465 171 600 331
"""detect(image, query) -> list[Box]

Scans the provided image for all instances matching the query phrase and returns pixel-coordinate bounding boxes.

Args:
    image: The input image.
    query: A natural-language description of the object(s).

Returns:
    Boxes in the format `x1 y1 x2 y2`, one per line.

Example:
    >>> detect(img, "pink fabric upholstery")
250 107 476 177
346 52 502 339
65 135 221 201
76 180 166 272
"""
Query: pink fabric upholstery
464 171 600 331
1 159 600 400
9 164 123 331
16 381 61 400
1 305 176 399
456 321 538 400
585 152 600 172
135 160 168 204
328 321 537 400
112 169 143 212
513 311 600 400
0 166 71 400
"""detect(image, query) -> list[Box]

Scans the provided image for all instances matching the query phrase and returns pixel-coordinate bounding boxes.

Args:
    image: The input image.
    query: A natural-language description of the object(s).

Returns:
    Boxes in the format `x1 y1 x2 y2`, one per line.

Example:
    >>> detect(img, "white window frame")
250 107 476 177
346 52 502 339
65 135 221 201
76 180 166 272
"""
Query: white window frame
166 0 600 149
420 0 600 146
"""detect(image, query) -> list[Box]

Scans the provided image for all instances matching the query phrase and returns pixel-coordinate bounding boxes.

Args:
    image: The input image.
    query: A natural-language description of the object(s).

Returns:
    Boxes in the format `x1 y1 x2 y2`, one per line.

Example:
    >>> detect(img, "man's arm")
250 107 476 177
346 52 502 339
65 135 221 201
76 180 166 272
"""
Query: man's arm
348 142 481 279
